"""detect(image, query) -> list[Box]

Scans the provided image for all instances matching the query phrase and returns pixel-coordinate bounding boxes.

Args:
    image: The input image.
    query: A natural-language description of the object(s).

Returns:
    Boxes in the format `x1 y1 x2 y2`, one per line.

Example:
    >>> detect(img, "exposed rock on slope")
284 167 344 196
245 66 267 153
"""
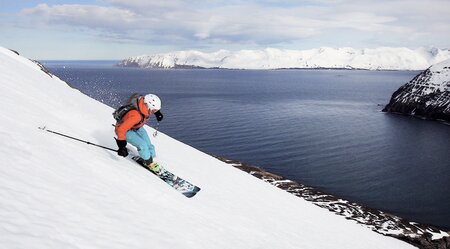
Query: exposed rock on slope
215 156 450 249
383 59 450 122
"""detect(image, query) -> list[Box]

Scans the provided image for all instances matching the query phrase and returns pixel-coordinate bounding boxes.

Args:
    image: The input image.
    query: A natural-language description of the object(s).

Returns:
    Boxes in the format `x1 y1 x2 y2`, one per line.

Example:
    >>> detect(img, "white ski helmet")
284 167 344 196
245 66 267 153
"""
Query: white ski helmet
144 94 161 111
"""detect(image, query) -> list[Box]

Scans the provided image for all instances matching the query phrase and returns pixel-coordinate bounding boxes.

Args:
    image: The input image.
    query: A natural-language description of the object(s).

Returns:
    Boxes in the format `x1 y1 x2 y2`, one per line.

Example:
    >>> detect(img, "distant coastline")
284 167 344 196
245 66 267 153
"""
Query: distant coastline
117 47 450 71
41 60 423 71
117 63 423 72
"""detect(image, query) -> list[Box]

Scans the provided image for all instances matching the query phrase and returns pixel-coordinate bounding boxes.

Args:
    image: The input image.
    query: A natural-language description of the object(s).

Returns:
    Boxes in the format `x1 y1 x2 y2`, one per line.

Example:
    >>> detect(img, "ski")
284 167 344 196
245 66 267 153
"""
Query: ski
131 156 201 198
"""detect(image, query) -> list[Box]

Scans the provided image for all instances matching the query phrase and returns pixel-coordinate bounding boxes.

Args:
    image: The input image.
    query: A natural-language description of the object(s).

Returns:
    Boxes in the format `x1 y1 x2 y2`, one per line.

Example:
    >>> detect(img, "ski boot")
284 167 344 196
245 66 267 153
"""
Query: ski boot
147 162 162 175
133 156 161 174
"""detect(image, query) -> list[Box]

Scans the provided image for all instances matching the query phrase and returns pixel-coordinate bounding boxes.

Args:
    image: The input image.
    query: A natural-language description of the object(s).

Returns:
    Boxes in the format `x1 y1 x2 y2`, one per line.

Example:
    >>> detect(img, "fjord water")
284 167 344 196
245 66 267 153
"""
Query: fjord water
45 61 450 230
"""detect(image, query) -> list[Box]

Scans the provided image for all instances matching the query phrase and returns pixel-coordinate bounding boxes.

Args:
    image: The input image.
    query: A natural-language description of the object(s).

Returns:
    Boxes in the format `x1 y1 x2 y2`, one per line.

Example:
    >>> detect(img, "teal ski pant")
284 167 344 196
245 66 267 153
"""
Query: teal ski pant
126 127 155 160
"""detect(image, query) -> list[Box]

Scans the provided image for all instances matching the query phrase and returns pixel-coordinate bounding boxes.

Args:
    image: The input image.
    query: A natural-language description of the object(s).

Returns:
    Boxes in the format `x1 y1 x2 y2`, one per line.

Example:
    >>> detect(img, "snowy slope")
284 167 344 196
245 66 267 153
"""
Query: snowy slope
119 47 450 70
0 47 416 249
383 59 450 121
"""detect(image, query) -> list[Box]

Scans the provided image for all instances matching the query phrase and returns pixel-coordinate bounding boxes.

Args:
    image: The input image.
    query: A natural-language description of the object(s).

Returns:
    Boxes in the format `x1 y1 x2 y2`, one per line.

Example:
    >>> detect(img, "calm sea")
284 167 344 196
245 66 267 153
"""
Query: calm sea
44 61 450 231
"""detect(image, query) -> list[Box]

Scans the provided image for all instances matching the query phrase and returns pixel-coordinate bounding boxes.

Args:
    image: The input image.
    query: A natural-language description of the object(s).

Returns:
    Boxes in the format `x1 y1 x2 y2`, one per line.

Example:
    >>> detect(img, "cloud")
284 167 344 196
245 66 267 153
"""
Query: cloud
16 0 450 49
21 4 139 31
104 0 185 10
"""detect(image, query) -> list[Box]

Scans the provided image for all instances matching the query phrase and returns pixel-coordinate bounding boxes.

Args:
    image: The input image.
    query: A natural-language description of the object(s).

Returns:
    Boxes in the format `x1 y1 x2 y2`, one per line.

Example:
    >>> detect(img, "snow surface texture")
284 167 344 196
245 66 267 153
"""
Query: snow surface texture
383 59 450 122
119 47 450 70
0 46 416 249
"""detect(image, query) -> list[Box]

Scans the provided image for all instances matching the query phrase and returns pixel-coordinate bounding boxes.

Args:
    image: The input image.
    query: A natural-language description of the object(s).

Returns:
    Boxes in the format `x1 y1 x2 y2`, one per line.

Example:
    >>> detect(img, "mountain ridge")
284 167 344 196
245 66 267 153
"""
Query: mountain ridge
118 47 450 70
383 59 450 122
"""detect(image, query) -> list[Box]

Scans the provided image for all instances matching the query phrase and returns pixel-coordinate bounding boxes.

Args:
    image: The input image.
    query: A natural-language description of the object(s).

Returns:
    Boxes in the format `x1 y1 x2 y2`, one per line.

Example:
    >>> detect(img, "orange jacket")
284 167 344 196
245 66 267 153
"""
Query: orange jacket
115 97 151 140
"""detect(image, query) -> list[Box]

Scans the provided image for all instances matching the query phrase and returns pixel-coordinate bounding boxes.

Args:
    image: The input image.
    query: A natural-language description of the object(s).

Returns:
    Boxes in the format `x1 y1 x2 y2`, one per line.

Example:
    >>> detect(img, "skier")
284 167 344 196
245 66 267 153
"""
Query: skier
114 93 163 168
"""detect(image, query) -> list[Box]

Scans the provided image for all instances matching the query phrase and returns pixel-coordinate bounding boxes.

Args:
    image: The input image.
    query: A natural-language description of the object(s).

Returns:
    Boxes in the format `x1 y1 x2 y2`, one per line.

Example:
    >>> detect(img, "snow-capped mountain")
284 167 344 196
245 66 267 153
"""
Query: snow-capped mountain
118 47 450 70
383 59 450 122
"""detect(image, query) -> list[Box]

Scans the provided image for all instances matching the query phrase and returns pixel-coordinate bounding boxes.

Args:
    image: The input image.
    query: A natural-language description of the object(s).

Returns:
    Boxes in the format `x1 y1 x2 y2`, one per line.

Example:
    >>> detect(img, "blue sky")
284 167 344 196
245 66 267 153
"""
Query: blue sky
1 0 449 59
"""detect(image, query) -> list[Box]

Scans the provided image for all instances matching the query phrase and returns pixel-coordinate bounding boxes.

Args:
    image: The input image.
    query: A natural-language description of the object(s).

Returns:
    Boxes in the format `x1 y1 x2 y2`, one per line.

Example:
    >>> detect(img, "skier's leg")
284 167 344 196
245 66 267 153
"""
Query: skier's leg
126 130 152 161
135 127 156 159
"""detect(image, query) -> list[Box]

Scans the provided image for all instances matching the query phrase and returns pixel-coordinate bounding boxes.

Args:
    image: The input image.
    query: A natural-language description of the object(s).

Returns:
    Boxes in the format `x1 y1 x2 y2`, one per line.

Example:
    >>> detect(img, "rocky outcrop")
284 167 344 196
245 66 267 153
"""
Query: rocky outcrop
383 59 450 122
215 156 450 249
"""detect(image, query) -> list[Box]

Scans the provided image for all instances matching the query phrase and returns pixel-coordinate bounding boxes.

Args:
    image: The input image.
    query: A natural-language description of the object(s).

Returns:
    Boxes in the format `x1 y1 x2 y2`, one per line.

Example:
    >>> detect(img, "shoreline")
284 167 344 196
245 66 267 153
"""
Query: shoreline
116 63 423 71
214 156 450 249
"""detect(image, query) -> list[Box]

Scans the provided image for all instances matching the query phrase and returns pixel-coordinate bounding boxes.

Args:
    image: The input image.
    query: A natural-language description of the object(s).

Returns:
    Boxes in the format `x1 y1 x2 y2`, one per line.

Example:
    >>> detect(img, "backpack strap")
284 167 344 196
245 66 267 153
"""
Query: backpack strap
113 94 145 127
132 96 146 128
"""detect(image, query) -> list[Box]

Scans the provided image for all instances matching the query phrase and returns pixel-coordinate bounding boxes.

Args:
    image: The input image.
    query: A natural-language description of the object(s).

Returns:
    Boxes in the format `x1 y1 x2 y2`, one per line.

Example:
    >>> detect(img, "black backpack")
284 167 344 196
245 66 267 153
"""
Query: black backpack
113 93 144 125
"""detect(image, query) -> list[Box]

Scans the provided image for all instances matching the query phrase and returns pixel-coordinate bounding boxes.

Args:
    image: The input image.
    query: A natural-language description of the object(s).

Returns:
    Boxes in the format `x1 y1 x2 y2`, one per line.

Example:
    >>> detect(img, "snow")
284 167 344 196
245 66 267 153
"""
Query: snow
0 46 416 249
120 47 450 70
395 58 450 105
432 230 450 240
428 58 450 91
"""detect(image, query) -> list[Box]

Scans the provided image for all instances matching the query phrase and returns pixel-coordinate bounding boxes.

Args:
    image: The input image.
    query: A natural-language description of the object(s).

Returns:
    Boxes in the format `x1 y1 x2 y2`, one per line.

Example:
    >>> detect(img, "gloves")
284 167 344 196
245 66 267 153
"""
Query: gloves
115 139 128 157
118 147 128 157
154 110 163 122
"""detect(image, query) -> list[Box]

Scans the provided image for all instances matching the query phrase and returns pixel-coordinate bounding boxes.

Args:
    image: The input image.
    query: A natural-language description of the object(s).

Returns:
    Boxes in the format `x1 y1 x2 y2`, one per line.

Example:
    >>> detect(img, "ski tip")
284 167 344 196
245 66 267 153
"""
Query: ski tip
183 192 194 198
182 186 201 198
183 190 199 198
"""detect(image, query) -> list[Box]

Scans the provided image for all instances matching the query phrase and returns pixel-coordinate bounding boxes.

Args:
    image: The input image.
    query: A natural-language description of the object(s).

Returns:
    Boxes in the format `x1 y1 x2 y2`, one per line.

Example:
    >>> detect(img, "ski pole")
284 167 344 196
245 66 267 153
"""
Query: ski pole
153 122 160 137
38 126 118 152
